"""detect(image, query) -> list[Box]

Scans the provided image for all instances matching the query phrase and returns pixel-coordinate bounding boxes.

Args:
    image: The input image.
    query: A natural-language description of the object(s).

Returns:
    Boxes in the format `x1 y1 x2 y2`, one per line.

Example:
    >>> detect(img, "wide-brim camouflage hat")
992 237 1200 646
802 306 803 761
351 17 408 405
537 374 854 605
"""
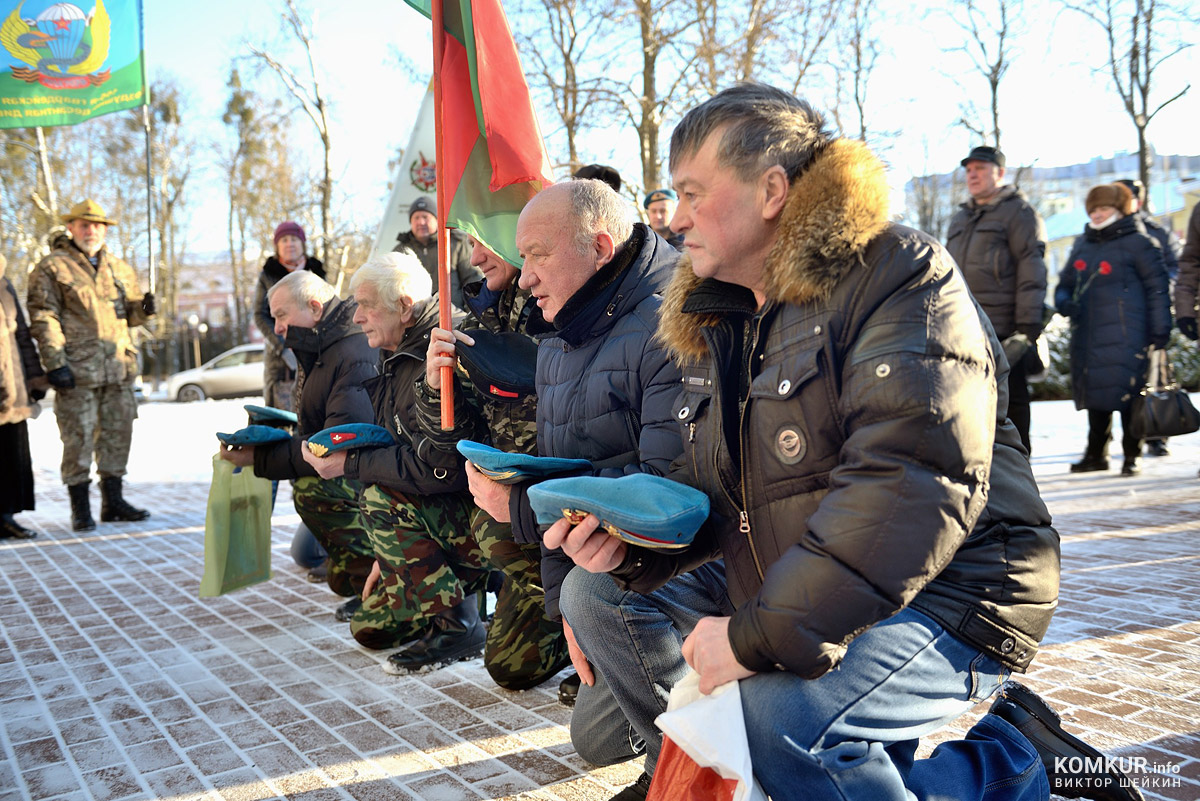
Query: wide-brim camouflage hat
61 199 117 225
528 474 710 550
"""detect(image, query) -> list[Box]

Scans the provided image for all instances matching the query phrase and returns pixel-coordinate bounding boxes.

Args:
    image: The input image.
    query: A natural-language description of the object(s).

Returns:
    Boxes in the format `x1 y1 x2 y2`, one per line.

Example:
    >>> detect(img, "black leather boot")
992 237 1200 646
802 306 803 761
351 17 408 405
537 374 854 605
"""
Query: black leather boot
99 476 150 522
0 514 37 540
383 599 486 674
68 483 95 532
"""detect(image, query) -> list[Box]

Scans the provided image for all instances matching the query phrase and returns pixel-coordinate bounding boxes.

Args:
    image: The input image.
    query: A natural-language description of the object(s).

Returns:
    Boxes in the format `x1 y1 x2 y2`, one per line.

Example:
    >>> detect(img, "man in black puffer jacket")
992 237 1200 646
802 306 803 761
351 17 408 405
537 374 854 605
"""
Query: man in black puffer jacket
548 85 1141 801
222 271 378 621
945 146 1048 455
464 179 700 801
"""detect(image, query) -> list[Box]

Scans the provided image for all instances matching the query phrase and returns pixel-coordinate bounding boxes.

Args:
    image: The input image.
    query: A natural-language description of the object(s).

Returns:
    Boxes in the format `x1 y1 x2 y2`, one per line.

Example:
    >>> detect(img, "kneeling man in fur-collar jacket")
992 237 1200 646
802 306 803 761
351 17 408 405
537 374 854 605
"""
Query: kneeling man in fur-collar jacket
546 84 1142 801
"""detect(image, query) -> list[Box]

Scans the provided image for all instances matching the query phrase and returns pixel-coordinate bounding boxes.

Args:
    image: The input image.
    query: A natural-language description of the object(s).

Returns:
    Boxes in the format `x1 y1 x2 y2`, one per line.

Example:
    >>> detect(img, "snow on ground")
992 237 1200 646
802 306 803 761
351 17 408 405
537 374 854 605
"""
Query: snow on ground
25 393 1200 491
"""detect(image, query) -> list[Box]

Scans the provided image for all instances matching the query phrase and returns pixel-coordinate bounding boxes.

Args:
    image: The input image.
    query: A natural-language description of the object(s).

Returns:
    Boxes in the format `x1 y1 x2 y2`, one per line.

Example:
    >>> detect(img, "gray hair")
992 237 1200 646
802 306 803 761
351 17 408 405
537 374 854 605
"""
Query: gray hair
268 269 336 308
566 178 634 255
349 251 432 310
669 82 833 184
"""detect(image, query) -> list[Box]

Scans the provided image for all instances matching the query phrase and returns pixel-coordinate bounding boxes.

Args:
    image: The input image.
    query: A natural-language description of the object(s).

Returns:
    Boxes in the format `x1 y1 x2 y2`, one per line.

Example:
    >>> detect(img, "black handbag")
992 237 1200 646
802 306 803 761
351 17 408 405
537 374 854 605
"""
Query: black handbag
1130 349 1200 439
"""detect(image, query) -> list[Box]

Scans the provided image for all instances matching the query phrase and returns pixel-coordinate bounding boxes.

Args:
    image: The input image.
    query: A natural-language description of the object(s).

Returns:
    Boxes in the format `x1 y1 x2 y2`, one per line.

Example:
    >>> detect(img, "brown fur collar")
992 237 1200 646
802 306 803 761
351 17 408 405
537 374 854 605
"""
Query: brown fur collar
658 138 891 363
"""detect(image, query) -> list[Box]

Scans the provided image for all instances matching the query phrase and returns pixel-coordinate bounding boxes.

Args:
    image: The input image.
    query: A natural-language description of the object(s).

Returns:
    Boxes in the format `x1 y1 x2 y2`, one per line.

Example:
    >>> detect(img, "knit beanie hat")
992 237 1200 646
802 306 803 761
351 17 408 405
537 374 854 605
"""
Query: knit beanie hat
273 221 306 246
409 196 436 220
1085 183 1132 215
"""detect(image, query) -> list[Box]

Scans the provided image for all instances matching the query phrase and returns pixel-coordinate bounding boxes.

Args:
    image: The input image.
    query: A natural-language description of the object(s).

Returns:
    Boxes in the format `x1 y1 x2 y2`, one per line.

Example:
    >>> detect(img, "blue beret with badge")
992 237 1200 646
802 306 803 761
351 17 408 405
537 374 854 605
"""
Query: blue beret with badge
527 473 709 550
216 425 292 446
456 440 590 484
306 423 394 457
244 404 298 427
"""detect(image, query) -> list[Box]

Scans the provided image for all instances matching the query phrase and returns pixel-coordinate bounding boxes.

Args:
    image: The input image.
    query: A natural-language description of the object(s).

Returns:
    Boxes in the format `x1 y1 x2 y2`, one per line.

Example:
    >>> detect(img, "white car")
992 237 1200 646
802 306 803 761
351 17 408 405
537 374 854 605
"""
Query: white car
167 343 265 402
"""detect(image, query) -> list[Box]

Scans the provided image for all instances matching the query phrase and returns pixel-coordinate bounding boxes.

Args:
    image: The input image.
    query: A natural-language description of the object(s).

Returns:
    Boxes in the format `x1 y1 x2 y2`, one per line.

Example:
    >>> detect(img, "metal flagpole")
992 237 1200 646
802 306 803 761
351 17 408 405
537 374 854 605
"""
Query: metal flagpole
142 103 155 296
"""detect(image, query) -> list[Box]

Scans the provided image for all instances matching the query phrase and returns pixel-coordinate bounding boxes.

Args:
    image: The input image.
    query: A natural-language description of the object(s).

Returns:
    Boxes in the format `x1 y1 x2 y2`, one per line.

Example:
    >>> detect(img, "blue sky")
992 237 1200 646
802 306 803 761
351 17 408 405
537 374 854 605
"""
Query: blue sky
144 0 1199 256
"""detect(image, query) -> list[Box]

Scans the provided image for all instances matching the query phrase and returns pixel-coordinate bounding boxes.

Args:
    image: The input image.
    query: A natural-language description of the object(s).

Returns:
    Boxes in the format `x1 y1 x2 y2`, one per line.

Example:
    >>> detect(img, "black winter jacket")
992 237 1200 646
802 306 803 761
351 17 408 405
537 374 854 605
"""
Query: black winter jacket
344 298 467 494
509 224 684 618
1055 215 1171 412
1174 204 1200 323
253 255 326 384
253 297 377 480
945 186 1048 339
393 229 482 311
612 140 1059 678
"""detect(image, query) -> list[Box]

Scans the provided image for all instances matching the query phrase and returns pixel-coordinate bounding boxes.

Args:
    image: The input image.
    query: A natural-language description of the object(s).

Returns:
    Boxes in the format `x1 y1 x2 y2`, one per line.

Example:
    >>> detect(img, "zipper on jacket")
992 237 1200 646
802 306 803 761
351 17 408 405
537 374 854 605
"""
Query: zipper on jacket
736 314 768 582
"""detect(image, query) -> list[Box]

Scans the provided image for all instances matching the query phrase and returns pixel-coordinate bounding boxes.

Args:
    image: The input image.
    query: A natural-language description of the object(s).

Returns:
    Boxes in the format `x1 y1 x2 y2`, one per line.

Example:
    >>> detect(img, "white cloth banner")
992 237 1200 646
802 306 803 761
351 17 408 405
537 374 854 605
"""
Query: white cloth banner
371 83 437 259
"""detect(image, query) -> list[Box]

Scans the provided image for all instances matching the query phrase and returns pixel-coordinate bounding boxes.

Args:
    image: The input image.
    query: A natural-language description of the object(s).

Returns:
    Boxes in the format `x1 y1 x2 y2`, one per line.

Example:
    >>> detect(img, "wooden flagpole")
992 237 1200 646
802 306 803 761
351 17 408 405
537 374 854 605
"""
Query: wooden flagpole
432 0 455 429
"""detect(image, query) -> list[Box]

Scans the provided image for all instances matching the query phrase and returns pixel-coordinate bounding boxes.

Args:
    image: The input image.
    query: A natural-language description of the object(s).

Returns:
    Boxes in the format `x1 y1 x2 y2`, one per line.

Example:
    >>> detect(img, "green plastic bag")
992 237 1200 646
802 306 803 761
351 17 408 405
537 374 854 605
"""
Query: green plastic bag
200 454 273 597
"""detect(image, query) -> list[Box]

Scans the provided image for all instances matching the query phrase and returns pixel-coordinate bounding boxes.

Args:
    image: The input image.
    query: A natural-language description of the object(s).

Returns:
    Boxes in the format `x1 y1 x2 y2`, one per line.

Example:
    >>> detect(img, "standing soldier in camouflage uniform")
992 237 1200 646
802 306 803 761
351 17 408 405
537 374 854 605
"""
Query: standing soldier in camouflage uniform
27 200 155 531
301 252 489 671
220 270 378 620
416 237 571 691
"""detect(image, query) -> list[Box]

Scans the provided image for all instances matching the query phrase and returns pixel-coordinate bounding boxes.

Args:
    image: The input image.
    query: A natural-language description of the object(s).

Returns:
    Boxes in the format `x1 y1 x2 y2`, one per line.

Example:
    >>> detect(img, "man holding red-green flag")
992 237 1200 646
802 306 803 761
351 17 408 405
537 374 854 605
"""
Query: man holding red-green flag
402 0 572 689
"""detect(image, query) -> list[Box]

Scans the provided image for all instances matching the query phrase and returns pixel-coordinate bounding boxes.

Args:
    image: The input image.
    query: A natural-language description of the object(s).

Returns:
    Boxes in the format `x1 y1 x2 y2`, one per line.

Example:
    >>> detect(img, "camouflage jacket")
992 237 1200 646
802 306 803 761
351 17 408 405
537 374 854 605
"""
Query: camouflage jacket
413 279 539 456
27 241 151 387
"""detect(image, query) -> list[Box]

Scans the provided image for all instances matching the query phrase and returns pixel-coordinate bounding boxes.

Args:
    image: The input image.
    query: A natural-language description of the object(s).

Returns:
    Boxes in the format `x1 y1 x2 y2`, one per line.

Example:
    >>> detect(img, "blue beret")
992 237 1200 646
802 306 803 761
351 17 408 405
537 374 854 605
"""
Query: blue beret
457 440 590 484
244 404 298 425
216 425 292 446
306 423 394 457
527 474 709 550
642 188 677 209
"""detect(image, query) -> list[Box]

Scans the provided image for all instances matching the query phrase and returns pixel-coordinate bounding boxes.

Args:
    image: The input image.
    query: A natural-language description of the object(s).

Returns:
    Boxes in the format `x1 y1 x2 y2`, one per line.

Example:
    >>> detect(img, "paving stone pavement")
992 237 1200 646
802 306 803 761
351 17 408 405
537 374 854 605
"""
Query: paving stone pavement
1 401 1198 801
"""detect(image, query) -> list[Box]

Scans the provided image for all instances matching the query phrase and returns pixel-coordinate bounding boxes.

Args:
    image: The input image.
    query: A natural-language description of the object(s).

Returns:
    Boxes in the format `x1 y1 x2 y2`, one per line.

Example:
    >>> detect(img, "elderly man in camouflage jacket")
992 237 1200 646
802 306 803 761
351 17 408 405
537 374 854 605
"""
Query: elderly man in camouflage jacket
27 200 155 531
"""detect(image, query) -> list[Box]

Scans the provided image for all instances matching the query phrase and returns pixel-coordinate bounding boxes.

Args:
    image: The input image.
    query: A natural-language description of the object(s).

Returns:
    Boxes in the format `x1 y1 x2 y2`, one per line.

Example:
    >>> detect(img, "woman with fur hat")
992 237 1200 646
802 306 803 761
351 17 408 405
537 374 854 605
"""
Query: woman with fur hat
0 254 49 539
1055 182 1172 476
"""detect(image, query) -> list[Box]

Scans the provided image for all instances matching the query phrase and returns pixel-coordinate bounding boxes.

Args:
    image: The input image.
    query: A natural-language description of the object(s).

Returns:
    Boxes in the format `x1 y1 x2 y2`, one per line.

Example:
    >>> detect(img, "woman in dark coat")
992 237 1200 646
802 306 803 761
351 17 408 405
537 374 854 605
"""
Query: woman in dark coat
1055 183 1171 476
0 254 49 539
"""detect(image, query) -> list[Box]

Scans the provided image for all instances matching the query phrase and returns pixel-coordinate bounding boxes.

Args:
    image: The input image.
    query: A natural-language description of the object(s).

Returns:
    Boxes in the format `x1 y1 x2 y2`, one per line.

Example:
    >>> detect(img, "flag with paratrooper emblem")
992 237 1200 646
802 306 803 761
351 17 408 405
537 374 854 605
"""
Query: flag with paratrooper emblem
0 0 147 129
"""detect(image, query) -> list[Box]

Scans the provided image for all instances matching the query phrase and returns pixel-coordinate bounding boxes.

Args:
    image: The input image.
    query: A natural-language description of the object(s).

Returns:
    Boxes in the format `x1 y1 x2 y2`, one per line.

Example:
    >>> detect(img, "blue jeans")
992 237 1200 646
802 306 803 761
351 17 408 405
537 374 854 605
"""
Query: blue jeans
560 562 732 774
563 565 1048 801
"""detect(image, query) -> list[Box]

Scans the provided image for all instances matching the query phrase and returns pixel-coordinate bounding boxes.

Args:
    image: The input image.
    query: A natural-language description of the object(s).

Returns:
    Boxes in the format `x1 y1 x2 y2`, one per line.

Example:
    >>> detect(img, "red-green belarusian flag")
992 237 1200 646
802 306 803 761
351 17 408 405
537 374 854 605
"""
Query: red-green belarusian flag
404 0 553 267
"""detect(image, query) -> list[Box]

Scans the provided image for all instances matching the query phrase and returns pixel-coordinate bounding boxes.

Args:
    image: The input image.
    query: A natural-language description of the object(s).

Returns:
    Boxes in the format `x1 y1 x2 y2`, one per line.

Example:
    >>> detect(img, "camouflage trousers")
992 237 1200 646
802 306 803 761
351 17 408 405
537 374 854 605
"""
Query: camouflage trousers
472 508 570 691
54 383 137 486
351 484 489 650
292 476 374 598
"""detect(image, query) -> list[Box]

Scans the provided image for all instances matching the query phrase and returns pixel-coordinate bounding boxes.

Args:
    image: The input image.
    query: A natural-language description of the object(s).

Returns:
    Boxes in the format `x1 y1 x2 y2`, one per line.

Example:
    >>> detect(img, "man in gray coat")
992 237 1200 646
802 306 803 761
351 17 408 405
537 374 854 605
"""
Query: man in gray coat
945 146 1048 455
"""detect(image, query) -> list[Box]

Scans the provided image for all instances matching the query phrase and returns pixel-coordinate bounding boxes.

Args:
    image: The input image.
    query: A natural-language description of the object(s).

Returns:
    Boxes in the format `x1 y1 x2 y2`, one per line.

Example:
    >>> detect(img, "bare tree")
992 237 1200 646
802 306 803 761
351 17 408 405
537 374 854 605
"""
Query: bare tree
949 0 1019 149
829 0 881 142
514 0 611 174
1061 0 1192 193
906 140 966 239
247 0 334 267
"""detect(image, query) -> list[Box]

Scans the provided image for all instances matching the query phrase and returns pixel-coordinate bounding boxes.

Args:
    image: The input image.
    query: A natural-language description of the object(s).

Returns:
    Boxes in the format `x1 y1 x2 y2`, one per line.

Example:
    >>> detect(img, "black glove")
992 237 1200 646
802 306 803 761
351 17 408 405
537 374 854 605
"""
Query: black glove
1057 300 1079 319
141 292 156 316
30 388 46 402
1179 317 1199 341
1149 334 1170 350
46 366 75 389
1016 323 1042 342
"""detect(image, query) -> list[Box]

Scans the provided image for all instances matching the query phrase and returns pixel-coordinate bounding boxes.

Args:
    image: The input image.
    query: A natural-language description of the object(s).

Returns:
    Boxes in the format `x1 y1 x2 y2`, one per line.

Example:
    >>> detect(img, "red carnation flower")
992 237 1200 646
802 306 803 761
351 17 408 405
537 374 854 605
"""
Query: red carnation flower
1074 259 1086 271
1099 261 1113 275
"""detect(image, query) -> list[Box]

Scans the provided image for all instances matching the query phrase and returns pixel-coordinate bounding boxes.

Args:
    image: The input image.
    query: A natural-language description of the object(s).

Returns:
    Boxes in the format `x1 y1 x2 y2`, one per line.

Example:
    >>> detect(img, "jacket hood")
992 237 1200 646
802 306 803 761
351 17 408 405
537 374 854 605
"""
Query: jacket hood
659 138 891 362
263 255 325 282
